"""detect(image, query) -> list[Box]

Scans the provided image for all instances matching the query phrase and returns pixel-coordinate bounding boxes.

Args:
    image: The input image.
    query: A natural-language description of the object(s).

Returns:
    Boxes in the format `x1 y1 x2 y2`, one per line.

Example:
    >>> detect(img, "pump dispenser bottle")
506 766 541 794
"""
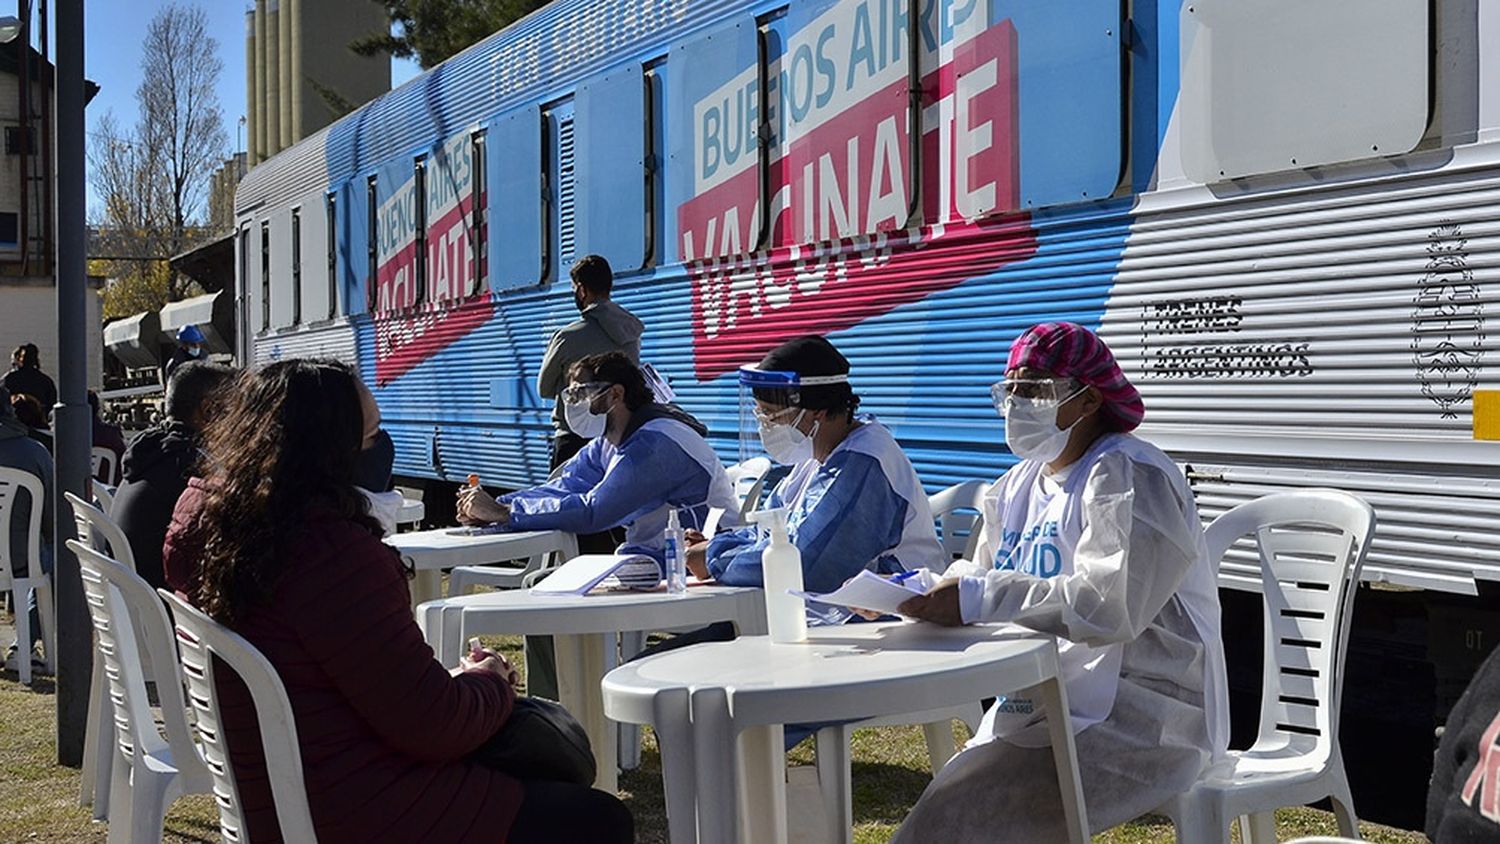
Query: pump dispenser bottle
664 508 687 596
748 507 807 643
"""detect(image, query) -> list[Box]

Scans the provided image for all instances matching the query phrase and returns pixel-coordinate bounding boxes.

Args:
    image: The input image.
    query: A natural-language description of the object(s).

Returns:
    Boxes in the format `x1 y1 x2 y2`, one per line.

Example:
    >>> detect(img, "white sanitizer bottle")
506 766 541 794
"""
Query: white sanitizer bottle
664 508 687 596
749 507 807 643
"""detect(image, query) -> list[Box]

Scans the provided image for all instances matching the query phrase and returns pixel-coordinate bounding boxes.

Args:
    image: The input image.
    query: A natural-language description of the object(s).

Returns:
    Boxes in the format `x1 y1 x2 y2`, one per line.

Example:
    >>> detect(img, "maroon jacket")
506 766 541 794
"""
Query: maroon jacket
164 480 523 842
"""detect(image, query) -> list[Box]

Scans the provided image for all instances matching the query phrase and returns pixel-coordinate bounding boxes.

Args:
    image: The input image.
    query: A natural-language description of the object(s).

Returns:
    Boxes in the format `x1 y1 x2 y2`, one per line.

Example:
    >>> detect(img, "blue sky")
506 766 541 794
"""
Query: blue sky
78 1 420 204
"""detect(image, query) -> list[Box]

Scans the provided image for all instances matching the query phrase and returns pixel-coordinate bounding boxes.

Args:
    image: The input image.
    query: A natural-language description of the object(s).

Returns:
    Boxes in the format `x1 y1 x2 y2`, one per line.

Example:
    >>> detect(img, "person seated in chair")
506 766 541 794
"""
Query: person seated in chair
457 350 740 568
885 322 1229 842
0 385 53 672
164 359 632 843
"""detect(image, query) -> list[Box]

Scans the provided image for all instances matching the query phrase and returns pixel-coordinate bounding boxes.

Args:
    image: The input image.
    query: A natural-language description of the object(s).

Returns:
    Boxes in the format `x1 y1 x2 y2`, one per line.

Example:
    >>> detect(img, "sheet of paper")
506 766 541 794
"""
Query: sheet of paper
790 569 925 614
531 554 658 595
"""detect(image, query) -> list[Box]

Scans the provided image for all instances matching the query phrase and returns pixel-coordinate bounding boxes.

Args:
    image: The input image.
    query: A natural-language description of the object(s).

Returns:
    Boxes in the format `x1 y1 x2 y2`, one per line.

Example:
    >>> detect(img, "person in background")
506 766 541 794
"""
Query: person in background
4 343 56 416
886 322 1227 842
10 393 52 453
352 377 402 535
536 255 644 469
0 385 53 673
1428 644 1500 841
164 358 632 843
163 324 207 382
87 390 126 484
459 351 740 699
688 335 943 619
113 361 234 591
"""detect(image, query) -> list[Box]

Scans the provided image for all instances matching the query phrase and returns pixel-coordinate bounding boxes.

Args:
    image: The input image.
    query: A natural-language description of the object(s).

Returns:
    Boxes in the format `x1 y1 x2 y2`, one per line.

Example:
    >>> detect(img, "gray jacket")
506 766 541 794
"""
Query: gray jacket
537 300 645 436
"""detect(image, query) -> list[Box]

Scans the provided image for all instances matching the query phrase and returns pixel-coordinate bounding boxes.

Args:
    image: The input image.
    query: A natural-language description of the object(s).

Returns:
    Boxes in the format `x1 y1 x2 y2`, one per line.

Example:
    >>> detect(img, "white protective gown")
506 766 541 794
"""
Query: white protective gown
893 432 1228 842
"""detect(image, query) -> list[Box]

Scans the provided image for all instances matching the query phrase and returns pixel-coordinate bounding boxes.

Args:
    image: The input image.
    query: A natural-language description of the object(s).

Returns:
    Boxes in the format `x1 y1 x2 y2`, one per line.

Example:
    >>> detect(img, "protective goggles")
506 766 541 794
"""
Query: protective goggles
989 377 1085 411
560 381 614 404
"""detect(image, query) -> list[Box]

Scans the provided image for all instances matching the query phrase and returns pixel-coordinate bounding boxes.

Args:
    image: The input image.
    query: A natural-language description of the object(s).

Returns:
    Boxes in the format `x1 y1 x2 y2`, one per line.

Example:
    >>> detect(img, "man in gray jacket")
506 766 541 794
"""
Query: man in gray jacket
537 254 644 469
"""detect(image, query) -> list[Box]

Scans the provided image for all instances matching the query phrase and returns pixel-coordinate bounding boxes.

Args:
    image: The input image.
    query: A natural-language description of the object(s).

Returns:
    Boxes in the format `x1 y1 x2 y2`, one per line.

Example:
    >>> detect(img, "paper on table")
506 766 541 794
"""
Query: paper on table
531 553 661 594
790 569 925 614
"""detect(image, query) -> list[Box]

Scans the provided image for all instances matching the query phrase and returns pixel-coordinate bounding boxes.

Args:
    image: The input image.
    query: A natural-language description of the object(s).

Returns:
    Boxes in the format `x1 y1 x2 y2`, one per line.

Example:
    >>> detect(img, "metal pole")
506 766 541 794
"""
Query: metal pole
52 0 89 767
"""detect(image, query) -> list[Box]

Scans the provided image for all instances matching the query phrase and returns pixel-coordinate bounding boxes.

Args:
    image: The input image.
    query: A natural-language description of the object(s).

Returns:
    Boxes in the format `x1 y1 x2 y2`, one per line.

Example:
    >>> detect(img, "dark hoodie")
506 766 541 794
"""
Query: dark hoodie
112 420 202 590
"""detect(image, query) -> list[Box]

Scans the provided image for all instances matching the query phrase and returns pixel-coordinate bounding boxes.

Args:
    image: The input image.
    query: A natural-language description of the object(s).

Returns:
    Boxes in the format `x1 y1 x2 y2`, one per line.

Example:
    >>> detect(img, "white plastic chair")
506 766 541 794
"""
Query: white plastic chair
67 538 211 842
447 547 570 595
91 478 117 517
68 491 160 818
0 466 55 685
158 588 320 844
1159 489 1375 844
91 446 119 486
927 479 989 569
726 456 773 517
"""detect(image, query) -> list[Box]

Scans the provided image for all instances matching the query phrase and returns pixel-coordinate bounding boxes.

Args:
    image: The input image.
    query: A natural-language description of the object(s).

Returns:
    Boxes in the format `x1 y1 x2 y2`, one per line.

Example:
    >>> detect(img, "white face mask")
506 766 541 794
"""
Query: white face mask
1003 388 1085 464
187 345 203 358
758 410 819 465
564 397 612 439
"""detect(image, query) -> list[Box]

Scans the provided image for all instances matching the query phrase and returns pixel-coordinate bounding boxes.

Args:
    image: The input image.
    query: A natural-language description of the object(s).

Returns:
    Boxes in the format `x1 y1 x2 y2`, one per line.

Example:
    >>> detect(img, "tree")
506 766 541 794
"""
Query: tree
351 0 551 69
137 3 228 261
87 3 225 308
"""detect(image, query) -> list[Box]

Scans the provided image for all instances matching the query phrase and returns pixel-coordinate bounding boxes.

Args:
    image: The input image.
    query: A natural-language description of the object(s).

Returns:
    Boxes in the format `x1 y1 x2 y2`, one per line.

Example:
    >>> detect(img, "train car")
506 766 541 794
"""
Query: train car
236 0 1499 825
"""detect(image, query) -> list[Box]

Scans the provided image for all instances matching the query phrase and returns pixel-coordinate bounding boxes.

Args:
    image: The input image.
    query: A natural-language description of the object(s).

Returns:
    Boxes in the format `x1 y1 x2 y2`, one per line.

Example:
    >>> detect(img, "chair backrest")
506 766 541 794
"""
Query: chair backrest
90 477 116 517
91 447 117 486
927 480 990 568
158 588 318 844
0 466 44 589
726 456 773 517
1204 489 1375 762
65 491 136 571
67 539 209 792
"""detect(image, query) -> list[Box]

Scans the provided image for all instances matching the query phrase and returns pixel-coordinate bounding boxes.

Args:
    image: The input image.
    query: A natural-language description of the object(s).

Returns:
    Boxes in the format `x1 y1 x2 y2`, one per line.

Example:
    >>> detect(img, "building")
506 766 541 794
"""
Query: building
245 0 390 166
1 36 104 388
208 151 248 233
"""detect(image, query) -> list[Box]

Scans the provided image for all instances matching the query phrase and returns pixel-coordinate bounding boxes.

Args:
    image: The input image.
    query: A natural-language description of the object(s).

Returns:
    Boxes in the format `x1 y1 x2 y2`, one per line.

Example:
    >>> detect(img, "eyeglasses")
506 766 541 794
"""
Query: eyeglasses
752 405 801 426
561 381 613 404
990 377 1084 405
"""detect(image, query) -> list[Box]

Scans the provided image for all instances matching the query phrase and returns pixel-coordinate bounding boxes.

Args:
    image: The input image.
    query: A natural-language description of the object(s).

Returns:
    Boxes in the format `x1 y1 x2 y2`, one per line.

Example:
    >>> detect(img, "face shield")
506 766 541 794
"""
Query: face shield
738 366 848 464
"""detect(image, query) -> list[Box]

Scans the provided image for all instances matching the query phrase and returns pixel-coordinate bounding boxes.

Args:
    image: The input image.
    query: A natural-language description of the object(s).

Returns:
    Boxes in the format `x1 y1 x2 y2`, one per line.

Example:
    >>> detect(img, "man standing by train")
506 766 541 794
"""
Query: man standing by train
537 255 644 469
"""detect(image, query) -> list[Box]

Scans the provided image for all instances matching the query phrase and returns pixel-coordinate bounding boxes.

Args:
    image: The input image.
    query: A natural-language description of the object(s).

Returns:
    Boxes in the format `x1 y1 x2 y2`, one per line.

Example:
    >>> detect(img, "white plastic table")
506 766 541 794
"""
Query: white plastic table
387 527 578 607
415 584 767 793
602 622 1090 844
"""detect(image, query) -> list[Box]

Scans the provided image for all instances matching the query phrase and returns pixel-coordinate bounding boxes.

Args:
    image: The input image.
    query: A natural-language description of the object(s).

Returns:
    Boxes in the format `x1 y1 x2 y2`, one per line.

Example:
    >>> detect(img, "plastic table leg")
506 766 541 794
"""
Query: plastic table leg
556 632 618 793
1037 675 1090 844
651 687 698 844
409 569 442 608
737 724 787 844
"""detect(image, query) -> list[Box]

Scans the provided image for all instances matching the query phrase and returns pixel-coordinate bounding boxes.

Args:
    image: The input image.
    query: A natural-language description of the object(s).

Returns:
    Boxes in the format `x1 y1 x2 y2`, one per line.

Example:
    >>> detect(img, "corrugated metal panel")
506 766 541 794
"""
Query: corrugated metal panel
253 322 358 368
1100 161 1500 466
237 0 741 215
1189 460 1495 594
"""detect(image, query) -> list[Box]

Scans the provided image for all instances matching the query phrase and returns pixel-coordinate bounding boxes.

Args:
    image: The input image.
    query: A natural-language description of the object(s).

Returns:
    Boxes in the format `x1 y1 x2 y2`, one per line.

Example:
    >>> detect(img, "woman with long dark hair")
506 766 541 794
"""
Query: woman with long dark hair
164 359 631 843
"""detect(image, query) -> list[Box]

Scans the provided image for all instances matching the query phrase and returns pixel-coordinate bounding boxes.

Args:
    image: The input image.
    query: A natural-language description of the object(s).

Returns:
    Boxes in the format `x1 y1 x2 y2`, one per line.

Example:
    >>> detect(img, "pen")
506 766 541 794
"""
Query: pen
891 569 921 584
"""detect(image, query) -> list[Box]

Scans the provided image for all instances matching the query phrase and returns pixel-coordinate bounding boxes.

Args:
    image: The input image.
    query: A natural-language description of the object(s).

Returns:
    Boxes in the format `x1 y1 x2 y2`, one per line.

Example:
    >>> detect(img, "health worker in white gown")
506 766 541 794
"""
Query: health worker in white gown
890 322 1229 843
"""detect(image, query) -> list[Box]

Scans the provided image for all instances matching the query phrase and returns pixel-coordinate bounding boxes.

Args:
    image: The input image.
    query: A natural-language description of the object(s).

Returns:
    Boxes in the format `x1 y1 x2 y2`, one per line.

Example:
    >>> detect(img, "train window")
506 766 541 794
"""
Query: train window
290 208 303 325
760 0 916 247
469 130 488 296
414 156 429 305
260 221 271 331
325 192 337 319
484 103 545 290
545 100 578 281
424 130 483 303
644 59 665 266
575 62 648 272
366 175 378 312
1180 0 1428 182
669 18 762 261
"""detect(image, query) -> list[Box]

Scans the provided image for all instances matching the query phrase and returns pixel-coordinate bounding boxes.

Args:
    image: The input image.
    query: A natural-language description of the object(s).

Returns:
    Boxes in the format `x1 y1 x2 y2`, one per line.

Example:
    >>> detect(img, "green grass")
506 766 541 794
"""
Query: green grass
0 634 1430 843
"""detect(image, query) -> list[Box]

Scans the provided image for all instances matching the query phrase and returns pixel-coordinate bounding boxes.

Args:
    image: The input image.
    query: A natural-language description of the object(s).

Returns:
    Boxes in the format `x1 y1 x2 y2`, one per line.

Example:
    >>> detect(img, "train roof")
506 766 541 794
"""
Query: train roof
236 0 749 217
